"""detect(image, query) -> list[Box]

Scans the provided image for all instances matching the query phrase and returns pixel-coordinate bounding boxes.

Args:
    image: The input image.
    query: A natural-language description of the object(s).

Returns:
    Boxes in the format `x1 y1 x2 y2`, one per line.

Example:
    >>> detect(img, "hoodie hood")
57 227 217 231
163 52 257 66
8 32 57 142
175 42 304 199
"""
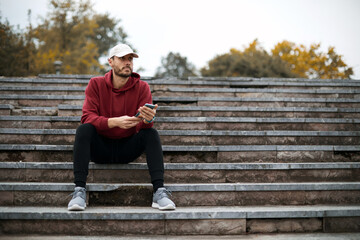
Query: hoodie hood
105 70 141 93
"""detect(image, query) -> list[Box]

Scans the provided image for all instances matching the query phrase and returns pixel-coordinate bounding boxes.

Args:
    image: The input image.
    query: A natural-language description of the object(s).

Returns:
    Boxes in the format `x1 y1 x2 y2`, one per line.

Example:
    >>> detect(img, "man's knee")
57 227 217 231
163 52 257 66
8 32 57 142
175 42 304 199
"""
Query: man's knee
141 128 160 138
75 123 97 139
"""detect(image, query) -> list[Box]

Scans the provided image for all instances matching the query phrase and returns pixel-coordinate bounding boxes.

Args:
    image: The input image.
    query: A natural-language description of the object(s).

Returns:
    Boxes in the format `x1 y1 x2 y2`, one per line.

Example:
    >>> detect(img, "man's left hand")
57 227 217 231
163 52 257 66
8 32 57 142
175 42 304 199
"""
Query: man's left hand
137 104 158 123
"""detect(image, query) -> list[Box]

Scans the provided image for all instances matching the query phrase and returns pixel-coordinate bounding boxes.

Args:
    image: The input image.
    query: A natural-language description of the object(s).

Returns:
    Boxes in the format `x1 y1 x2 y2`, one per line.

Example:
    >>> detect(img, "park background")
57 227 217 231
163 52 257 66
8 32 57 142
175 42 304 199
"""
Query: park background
0 0 359 79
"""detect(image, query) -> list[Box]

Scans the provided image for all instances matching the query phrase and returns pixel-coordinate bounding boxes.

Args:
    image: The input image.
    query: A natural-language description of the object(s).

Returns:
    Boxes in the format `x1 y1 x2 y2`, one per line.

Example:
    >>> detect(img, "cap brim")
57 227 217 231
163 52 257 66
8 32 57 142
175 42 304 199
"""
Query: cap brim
113 51 139 58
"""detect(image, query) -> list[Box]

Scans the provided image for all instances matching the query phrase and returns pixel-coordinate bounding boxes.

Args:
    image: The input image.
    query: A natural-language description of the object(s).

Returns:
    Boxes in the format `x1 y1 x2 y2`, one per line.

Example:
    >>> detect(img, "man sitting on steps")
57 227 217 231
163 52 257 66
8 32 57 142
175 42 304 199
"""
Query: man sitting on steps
68 43 176 211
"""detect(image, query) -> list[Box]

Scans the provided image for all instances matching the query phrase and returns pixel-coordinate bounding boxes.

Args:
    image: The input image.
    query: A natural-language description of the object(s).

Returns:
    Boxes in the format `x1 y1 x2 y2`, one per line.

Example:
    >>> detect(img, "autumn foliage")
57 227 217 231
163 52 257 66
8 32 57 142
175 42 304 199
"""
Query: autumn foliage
0 0 354 79
202 40 353 79
1 0 131 76
272 40 353 79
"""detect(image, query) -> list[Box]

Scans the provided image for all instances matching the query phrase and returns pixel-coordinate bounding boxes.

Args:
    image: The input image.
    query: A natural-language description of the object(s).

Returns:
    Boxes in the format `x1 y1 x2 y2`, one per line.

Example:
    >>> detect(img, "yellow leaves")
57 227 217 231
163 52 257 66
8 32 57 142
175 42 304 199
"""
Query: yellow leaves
230 48 241 55
272 40 353 79
244 39 261 53
202 39 353 79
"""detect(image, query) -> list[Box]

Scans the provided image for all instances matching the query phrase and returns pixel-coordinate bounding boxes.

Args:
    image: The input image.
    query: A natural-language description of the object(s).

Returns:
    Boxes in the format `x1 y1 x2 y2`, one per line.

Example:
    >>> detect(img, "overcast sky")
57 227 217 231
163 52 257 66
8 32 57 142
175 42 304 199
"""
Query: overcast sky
1 0 360 79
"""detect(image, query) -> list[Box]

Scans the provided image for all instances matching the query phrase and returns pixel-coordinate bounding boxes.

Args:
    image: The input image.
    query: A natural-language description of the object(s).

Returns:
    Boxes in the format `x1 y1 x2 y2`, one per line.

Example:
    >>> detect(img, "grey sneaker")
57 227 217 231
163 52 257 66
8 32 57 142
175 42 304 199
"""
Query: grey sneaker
68 187 86 211
152 187 176 210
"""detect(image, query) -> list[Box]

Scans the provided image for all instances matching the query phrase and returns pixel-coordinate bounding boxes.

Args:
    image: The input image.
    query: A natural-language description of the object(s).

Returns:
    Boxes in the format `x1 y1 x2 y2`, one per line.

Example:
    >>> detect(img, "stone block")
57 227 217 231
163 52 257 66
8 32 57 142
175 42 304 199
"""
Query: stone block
324 217 360 232
52 122 80 129
169 191 360 207
154 122 208 130
13 191 72 206
0 120 52 129
89 186 153 206
218 151 277 163
164 151 218 163
0 191 13 205
165 170 225 183
25 169 79 182
42 135 75 144
0 109 11 115
0 219 165 235
1 167 359 184
58 109 82 116
166 219 246 235
277 151 330 162
0 135 43 144
92 169 150 183
0 169 23 181
246 218 322 233
224 169 360 183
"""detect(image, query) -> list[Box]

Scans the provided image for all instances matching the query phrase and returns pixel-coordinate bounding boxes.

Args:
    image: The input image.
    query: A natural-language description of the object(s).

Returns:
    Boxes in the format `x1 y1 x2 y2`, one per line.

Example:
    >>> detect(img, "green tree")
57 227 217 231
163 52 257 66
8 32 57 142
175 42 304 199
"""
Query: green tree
272 40 353 79
201 40 297 78
0 18 29 76
32 0 131 75
155 52 197 78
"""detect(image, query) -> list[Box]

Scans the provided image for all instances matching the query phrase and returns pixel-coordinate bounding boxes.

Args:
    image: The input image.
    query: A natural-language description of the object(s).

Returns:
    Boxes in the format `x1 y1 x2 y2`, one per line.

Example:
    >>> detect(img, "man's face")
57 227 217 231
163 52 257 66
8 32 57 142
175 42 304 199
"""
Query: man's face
109 54 134 78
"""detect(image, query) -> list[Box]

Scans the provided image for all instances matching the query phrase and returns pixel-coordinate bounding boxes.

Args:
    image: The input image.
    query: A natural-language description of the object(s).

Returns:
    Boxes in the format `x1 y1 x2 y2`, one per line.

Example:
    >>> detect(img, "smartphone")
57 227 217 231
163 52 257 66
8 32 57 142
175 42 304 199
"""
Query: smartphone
135 103 156 117
144 103 156 109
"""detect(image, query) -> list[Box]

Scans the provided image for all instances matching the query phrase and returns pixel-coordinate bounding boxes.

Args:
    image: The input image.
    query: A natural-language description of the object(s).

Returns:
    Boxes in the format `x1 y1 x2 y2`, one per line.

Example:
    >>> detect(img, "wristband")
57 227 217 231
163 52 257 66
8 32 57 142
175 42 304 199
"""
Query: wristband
145 116 156 123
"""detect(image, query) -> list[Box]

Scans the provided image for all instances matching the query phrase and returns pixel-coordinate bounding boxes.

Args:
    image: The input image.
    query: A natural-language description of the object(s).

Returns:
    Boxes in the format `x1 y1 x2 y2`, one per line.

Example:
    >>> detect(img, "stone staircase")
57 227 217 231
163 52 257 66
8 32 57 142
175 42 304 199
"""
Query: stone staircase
0 75 360 236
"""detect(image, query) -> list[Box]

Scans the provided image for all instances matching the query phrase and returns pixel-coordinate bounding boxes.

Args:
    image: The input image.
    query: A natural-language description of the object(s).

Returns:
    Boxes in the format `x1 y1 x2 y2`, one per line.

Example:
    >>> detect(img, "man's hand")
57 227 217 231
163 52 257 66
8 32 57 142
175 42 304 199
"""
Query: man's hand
108 116 142 129
137 104 158 123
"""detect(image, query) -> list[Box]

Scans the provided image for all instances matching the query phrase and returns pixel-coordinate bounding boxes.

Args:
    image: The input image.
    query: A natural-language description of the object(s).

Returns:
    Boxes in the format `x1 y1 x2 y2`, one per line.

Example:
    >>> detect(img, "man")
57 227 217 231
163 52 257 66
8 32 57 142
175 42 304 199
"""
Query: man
68 43 176 211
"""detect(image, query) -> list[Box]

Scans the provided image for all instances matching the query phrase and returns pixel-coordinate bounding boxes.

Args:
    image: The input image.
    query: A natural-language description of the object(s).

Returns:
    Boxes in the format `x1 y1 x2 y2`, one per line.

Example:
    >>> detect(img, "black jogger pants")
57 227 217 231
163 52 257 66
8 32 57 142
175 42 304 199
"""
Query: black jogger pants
73 123 164 190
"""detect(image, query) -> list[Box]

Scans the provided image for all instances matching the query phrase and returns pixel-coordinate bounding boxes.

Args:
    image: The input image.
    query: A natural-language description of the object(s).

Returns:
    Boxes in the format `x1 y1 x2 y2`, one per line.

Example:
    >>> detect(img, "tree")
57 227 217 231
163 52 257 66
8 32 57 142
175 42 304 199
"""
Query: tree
155 52 197 78
0 18 29 76
201 40 298 78
272 40 353 79
30 0 132 75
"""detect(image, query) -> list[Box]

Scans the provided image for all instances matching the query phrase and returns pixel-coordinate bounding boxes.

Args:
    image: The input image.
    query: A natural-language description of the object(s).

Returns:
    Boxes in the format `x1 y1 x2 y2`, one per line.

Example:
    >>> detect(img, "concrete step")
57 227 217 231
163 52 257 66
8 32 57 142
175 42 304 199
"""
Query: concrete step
58 105 360 118
2 94 360 108
187 76 360 83
2 86 359 99
2 77 360 89
0 77 90 87
1 129 359 145
147 79 360 90
3 104 359 119
0 116 358 131
0 104 13 115
0 86 86 95
1 205 359 235
1 162 359 184
153 87 360 98
1 144 359 163
36 73 360 82
1 182 360 207
155 96 360 108
1 233 360 240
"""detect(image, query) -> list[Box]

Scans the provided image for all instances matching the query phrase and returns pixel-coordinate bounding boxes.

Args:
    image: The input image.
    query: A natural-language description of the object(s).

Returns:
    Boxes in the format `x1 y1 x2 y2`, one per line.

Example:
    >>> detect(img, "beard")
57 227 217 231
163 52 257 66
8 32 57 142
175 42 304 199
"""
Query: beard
114 66 132 78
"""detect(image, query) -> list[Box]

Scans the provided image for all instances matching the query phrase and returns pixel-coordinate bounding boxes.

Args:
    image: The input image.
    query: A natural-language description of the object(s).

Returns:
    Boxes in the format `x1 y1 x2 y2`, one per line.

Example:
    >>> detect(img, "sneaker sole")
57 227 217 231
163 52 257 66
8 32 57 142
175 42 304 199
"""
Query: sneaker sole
152 202 176 210
68 204 86 211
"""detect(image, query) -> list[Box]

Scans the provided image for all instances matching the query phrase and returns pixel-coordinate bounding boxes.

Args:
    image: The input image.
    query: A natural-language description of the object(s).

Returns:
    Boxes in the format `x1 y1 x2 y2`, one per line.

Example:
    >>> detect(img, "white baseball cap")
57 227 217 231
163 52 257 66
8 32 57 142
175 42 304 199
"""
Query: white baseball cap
108 44 139 59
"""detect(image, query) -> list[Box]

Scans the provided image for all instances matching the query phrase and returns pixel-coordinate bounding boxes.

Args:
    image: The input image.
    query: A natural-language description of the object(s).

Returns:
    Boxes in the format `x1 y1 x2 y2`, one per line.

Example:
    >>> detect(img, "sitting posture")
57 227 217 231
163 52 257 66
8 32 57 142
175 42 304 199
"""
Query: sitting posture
68 43 175 211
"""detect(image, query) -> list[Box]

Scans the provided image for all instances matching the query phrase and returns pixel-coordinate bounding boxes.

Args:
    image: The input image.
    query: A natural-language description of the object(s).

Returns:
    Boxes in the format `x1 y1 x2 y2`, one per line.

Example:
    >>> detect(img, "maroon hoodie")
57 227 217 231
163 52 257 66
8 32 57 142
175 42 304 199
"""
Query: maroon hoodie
81 70 153 139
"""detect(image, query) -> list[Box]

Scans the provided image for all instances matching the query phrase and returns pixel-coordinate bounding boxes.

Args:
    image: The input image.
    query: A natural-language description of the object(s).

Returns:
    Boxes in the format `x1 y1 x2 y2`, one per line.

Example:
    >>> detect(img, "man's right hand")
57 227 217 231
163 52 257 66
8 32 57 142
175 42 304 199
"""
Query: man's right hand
108 116 142 129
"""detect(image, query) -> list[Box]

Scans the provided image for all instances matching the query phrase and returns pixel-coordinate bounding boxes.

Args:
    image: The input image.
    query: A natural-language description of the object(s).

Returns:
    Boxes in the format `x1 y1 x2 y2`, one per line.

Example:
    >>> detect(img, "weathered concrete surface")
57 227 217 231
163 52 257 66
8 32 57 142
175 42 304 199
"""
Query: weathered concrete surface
324 217 360 232
246 218 322 233
1 184 360 206
1 233 360 239
1 148 359 163
1 168 360 183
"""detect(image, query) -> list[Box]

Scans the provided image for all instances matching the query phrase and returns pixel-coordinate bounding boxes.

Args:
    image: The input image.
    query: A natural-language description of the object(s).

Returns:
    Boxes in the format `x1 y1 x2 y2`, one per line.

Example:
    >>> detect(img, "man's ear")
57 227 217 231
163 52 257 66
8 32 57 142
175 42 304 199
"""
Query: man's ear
108 58 113 67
